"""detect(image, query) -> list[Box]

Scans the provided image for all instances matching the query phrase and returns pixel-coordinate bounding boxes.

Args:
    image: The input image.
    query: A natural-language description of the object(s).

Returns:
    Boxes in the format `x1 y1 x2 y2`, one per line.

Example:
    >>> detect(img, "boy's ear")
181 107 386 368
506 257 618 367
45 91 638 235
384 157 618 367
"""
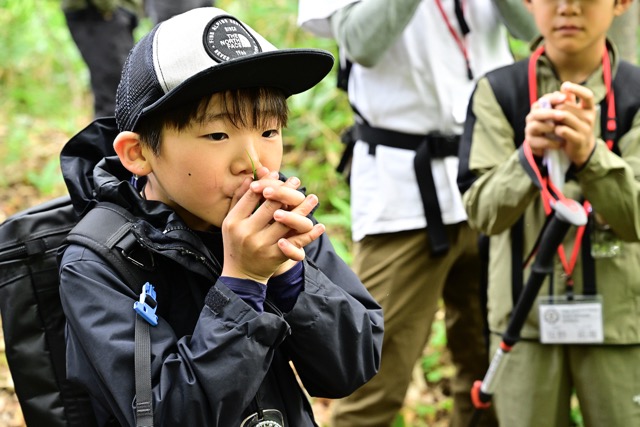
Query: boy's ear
614 0 633 15
113 131 152 176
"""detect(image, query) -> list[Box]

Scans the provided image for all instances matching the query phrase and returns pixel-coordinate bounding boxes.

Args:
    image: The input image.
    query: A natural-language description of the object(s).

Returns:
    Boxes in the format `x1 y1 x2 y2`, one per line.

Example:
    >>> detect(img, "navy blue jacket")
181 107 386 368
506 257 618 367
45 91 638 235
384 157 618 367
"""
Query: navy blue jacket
58 118 384 426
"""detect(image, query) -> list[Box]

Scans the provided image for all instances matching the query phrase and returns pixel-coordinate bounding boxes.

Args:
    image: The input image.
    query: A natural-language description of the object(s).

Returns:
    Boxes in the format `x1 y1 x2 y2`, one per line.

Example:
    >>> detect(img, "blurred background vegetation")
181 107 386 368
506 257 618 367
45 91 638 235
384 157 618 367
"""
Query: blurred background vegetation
0 0 358 258
0 0 541 426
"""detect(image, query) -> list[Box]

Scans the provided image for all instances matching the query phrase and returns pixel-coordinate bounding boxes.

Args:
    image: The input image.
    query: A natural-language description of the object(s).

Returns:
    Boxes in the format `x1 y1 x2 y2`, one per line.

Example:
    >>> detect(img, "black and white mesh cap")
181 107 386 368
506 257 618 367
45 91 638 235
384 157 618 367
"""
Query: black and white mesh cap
115 7 334 132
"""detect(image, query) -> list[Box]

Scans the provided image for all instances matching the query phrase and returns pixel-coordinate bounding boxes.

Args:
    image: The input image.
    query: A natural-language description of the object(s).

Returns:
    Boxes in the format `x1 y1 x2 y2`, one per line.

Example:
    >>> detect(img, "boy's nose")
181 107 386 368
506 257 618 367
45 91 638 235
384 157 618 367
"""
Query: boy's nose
557 0 581 12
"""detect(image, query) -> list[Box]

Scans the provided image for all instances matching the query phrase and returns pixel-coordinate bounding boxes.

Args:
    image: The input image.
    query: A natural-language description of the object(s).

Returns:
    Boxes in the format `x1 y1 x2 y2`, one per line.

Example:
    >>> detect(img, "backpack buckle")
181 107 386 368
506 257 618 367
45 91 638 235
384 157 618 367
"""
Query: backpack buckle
133 282 158 326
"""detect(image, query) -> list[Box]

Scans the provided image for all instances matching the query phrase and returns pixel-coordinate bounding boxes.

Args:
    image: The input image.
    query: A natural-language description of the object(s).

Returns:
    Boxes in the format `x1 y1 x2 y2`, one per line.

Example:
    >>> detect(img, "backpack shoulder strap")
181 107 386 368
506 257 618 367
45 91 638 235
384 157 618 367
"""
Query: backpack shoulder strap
459 60 530 195
484 59 531 305
608 60 640 154
485 58 530 148
66 203 149 289
65 203 155 427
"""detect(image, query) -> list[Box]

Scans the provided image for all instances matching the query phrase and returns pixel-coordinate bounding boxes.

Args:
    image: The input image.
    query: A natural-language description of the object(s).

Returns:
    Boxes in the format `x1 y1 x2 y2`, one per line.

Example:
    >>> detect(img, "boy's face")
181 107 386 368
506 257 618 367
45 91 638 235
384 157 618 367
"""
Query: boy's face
142 93 284 231
525 0 630 55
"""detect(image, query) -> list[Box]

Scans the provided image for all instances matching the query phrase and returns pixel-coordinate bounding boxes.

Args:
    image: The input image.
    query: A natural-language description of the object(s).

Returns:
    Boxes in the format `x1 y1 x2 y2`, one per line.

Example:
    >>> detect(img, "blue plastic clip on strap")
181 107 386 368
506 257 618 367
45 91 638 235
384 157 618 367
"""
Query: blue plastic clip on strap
133 282 158 326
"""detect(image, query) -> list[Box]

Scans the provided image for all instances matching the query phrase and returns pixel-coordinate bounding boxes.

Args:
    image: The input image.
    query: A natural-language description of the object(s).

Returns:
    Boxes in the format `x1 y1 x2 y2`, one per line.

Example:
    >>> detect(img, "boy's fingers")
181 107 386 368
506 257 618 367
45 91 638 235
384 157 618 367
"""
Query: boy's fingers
253 198 282 226
264 186 307 210
561 81 595 110
228 178 254 214
277 223 326 261
230 184 265 220
248 176 304 212
242 177 310 233
551 107 595 139
526 116 555 136
273 209 315 234
254 166 272 180
265 194 320 245
277 238 306 261
273 194 319 228
250 174 298 191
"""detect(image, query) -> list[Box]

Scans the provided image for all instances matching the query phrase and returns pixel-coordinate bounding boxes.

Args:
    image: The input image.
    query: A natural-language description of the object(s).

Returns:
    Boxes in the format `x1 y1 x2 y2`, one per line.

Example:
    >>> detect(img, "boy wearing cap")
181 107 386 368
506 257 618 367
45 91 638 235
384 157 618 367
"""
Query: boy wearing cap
458 0 640 425
58 7 383 427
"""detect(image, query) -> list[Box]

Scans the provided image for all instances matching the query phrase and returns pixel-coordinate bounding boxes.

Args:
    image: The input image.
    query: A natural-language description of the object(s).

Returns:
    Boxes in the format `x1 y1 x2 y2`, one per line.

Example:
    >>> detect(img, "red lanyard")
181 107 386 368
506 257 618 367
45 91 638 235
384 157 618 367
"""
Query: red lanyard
525 45 615 287
434 0 473 80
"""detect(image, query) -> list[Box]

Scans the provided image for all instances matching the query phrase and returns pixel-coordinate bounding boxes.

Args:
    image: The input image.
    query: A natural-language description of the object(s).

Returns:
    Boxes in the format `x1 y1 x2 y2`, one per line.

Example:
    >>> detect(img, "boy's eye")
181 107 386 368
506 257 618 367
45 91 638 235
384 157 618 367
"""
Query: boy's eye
205 133 228 141
262 129 279 138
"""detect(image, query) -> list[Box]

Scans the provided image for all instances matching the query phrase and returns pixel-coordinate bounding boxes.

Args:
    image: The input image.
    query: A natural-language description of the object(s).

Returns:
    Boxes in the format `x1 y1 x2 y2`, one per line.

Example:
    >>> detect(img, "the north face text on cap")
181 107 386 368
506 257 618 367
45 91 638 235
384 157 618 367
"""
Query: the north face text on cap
204 16 261 62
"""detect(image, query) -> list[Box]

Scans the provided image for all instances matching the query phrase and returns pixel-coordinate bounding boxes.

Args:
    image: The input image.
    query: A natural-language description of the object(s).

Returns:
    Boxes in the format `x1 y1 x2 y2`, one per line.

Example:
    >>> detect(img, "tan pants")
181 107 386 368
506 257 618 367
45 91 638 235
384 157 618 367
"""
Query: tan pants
490 337 640 427
331 225 497 427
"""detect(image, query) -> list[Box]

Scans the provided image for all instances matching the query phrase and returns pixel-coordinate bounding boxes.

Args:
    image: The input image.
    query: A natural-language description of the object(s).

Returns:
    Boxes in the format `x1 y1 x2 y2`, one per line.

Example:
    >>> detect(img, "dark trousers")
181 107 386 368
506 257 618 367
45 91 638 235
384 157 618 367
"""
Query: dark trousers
64 6 136 118
64 0 213 118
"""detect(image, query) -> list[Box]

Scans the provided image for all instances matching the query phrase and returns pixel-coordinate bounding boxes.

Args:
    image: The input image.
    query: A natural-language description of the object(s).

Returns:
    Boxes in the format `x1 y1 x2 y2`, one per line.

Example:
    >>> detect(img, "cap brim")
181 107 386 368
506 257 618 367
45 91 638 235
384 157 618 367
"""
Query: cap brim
140 48 334 119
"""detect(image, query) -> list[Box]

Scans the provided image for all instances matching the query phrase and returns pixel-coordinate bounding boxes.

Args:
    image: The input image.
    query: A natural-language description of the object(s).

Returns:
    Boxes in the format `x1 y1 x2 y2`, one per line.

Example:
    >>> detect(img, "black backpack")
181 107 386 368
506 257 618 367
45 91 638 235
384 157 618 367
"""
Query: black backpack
0 195 156 427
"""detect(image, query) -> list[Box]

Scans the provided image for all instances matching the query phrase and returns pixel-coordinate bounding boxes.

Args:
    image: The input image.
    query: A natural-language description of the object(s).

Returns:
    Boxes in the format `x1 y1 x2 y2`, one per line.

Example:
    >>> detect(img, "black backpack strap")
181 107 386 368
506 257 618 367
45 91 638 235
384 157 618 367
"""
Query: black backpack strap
66 203 155 427
134 316 154 427
606 60 640 156
486 59 530 151
66 203 144 284
458 60 529 197
483 60 531 306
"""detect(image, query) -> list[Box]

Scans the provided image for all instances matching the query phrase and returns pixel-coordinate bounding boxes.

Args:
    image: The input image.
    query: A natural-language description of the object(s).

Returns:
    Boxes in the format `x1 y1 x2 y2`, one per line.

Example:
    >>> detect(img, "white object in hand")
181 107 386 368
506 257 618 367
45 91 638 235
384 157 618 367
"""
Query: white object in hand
539 98 570 191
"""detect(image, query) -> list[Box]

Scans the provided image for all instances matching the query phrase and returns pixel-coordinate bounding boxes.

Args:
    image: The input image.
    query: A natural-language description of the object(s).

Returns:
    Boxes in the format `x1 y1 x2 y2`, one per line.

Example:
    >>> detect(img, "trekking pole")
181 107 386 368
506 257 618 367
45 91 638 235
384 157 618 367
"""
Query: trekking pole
467 197 587 427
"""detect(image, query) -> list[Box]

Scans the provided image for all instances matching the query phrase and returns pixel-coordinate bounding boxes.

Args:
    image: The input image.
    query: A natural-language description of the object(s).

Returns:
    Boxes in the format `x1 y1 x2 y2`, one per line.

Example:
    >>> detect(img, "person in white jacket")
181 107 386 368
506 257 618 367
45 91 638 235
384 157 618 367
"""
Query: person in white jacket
298 1 526 425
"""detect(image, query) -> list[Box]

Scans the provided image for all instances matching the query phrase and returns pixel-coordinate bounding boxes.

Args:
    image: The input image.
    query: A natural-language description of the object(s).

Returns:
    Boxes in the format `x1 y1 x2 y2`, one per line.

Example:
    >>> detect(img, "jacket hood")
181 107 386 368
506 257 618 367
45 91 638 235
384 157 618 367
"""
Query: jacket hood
60 117 176 225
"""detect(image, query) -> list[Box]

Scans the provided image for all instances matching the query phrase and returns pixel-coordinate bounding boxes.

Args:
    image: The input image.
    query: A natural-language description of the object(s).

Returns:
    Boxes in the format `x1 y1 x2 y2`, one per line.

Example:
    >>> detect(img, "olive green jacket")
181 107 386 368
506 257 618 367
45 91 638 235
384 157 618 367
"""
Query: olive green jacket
463 45 640 344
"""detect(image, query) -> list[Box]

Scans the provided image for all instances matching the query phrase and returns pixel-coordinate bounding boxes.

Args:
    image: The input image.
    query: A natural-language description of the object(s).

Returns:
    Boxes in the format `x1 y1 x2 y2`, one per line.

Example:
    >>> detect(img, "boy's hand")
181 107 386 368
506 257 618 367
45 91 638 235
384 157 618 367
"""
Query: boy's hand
525 82 597 168
221 168 325 283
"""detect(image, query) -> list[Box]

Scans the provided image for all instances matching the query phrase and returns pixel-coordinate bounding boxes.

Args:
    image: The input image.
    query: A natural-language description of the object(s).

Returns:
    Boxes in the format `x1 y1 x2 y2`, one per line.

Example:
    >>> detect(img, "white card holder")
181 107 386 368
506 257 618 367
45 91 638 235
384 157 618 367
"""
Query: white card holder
538 294 604 344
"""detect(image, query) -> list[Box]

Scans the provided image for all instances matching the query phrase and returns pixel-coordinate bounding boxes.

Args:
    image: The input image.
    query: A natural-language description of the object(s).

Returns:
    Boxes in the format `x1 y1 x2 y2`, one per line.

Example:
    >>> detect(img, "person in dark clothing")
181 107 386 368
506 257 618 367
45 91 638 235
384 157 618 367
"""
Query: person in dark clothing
62 0 213 118
58 7 383 426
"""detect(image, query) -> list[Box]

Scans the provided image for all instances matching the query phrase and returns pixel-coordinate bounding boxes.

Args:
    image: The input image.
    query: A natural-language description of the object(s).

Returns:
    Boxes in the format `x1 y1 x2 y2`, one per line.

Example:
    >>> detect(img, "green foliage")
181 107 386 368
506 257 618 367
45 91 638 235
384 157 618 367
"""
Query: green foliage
571 392 585 427
0 0 89 200
26 158 64 195
420 313 448 383
0 0 88 121
509 36 532 61
2 124 29 167
571 407 584 427
392 414 407 427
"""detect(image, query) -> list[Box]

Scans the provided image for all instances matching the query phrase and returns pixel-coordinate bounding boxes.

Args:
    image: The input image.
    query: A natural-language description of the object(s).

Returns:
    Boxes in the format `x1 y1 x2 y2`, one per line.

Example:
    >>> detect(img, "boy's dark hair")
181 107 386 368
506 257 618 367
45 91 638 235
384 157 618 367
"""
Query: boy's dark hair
136 87 289 154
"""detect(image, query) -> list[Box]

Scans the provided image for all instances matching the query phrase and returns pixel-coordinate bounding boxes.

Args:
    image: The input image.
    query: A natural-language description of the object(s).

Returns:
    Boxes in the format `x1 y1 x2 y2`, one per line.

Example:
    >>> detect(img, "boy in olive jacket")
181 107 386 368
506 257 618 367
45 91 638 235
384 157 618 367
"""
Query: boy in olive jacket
459 0 640 425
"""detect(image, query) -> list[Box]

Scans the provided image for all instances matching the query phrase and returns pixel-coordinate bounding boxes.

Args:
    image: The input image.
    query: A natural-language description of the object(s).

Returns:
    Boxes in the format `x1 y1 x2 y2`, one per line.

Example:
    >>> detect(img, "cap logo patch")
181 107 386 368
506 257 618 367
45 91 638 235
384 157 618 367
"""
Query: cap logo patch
203 16 261 63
